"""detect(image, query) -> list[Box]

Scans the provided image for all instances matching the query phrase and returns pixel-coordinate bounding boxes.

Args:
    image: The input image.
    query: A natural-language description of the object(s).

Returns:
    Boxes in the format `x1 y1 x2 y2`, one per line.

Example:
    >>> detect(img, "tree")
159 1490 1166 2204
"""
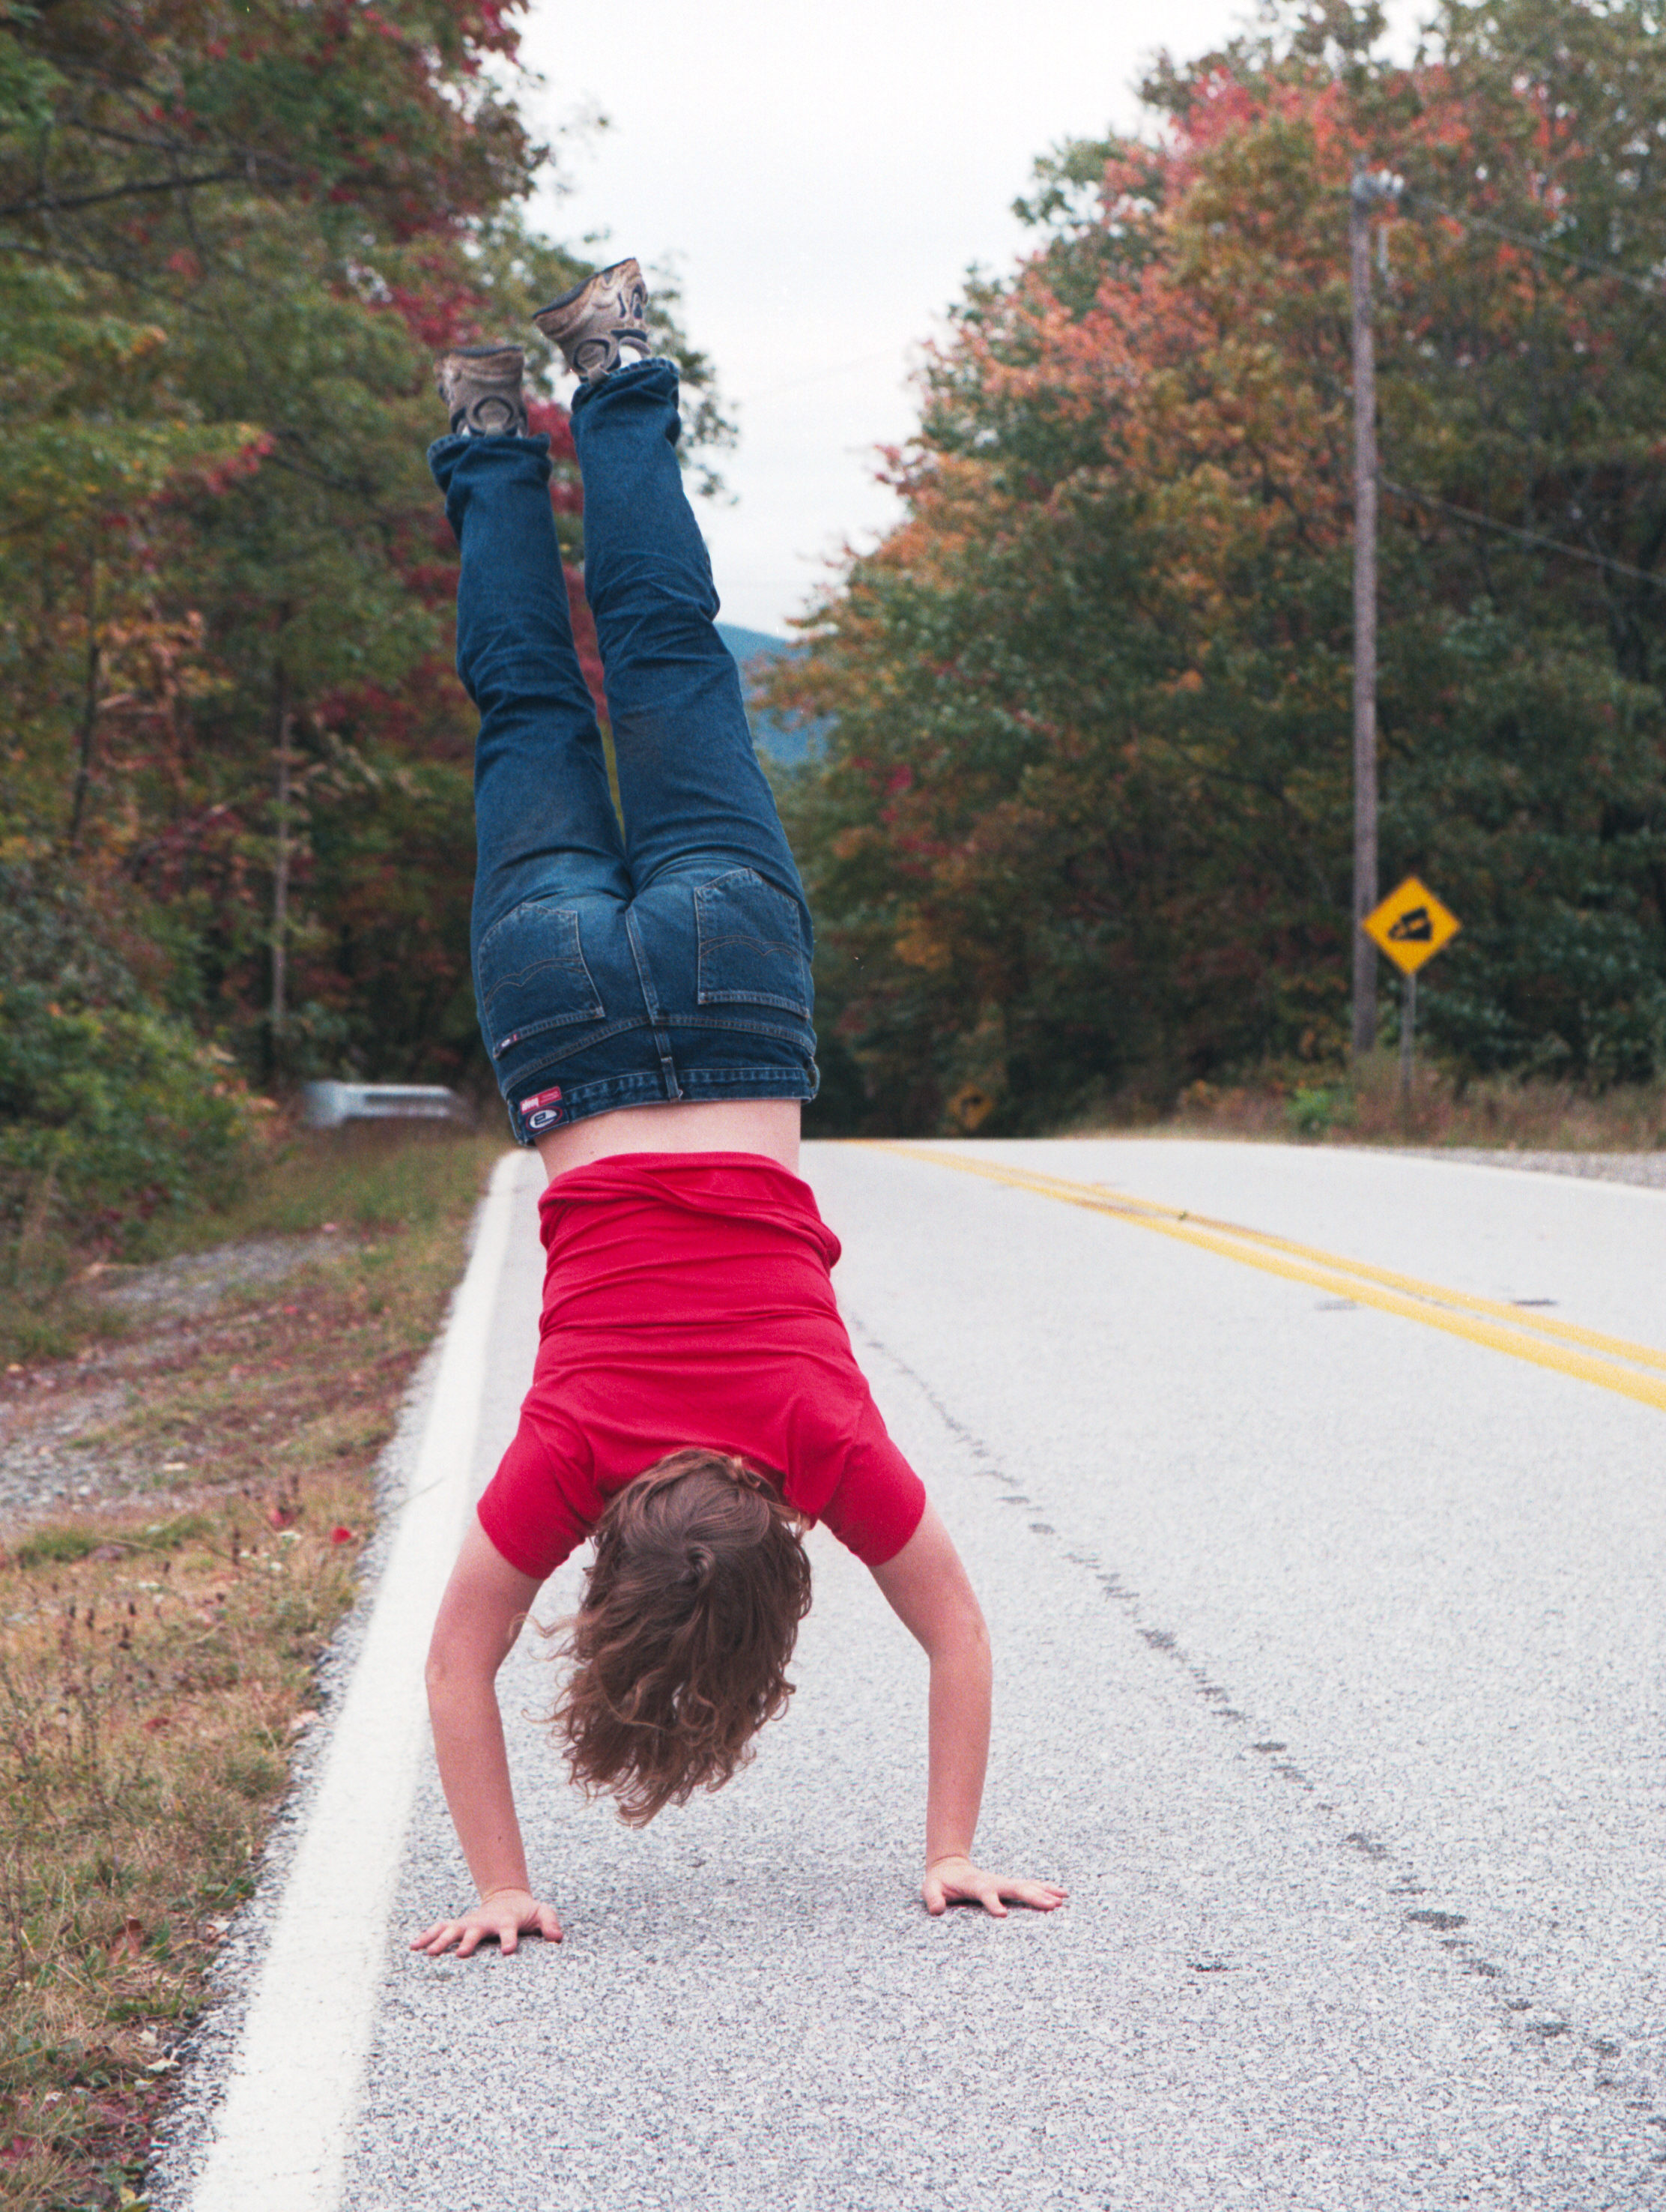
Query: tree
775 0 1666 1133
1 0 730 1103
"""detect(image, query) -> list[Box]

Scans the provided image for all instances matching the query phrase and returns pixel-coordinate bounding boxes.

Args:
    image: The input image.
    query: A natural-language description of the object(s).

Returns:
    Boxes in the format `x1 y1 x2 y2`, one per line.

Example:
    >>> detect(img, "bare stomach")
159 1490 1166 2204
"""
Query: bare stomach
532 1097 802 1184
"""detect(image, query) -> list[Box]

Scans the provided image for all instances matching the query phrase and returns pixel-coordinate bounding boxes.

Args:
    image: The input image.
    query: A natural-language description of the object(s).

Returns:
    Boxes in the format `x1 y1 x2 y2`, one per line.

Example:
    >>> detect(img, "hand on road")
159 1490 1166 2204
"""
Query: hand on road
921 1855 1067 1918
409 1887 563 1958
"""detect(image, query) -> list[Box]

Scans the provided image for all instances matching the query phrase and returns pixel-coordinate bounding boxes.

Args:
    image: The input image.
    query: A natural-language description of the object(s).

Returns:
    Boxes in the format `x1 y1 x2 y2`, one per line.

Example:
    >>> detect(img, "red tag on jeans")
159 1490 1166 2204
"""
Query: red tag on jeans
519 1087 563 1113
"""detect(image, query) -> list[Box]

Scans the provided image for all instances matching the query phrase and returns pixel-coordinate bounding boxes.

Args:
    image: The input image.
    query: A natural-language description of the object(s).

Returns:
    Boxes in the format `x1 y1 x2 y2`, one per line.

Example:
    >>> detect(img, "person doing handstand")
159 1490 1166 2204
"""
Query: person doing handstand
412 262 1065 1957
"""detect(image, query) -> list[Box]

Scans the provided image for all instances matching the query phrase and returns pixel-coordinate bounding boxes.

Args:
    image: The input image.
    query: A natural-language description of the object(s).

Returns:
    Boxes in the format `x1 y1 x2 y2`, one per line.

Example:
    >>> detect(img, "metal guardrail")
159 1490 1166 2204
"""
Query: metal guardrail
301 1082 467 1129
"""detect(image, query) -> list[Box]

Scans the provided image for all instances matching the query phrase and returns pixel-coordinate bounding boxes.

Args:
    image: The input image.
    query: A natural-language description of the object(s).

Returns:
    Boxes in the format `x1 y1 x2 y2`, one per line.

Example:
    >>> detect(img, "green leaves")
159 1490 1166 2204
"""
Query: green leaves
783 0 1666 1131
0 859 254 1266
1 0 746 1085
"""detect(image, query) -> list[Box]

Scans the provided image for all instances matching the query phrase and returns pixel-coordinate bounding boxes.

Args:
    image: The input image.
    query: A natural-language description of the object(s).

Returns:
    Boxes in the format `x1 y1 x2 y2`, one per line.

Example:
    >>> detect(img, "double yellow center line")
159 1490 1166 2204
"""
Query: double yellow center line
871 1144 1666 1416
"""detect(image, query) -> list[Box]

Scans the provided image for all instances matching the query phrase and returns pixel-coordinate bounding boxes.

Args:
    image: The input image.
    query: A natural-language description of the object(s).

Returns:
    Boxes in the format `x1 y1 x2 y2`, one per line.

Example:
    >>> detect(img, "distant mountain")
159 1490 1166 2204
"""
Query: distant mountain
715 623 827 766
716 623 791 668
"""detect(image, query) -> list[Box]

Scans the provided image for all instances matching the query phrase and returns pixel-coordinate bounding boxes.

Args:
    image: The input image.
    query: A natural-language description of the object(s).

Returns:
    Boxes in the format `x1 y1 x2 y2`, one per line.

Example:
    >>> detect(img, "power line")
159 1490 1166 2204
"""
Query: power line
1403 191 1666 301
1382 476 1666 588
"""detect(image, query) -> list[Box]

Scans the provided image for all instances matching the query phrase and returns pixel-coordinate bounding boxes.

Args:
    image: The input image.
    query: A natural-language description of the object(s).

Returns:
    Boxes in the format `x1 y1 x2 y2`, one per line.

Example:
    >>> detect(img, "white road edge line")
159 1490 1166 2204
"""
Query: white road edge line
187 1146 527 2212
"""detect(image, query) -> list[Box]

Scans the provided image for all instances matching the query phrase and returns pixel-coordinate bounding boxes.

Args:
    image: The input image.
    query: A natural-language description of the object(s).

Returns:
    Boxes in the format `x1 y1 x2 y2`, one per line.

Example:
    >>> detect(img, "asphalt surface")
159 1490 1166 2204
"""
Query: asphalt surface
195 1140 1666 2210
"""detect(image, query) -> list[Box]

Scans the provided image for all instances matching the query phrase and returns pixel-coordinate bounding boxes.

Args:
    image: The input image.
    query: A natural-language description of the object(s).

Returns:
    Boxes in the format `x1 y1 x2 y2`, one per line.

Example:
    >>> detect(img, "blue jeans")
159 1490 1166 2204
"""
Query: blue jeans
428 360 817 1143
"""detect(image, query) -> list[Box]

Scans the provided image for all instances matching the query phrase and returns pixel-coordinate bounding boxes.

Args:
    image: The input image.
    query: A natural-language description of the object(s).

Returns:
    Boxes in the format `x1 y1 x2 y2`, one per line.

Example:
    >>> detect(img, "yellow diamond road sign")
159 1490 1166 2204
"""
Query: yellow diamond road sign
1362 874 1461 976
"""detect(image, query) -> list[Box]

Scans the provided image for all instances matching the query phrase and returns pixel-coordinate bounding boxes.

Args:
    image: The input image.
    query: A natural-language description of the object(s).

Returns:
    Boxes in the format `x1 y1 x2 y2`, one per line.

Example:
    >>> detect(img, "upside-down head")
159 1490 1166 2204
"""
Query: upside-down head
545 1448 813 1826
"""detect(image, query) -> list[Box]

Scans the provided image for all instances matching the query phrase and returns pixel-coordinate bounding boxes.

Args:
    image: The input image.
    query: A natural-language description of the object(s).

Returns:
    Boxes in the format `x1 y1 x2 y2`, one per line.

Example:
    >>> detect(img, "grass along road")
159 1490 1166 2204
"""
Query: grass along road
0 1126 503 2212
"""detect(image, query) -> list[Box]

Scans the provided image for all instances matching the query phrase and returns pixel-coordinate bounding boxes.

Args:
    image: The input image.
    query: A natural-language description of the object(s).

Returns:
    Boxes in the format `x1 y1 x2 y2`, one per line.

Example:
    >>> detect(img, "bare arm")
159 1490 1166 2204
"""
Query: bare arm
411 1519 563 1957
869 1502 1066 1918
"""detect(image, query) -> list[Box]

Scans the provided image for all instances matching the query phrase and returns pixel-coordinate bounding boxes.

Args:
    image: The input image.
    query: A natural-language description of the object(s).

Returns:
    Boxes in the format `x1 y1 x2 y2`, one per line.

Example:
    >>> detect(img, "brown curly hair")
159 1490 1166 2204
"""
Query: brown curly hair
543 1448 814 1827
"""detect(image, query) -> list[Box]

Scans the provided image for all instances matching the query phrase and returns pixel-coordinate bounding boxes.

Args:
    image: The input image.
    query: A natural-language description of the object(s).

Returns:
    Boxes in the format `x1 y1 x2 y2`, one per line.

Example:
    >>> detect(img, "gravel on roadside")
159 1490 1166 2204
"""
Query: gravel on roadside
0 1233 354 1542
1401 1146 1666 1191
94 1232 345 1320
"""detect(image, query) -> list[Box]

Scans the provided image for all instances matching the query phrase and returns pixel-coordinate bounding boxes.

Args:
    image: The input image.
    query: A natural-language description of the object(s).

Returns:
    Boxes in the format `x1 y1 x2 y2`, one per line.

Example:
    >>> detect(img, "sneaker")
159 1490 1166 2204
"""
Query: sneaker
532 259 652 382
434 345 527 436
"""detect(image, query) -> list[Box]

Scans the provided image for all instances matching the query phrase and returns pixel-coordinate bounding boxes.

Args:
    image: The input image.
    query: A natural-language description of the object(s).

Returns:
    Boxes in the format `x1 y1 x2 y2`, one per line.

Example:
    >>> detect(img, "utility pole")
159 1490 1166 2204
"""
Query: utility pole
1349 167 1400 1061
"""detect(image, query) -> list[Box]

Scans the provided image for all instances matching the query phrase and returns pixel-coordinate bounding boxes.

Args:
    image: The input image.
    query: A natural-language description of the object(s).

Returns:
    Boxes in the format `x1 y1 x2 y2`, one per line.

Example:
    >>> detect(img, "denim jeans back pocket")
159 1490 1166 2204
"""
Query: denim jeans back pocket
477 896 606 1058
694 868 811 1018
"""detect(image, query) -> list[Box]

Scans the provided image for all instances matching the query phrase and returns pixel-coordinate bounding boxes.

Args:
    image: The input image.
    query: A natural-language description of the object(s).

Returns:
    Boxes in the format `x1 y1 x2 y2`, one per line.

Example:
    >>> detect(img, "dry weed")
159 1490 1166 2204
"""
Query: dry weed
0 1127 501 2209
1160 1062 1666 1151
0 1490 360 2207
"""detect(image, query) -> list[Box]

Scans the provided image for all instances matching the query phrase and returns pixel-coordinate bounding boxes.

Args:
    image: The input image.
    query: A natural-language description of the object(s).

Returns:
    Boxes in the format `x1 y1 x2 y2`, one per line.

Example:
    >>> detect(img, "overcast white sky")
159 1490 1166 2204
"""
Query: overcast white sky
517 0 1421 635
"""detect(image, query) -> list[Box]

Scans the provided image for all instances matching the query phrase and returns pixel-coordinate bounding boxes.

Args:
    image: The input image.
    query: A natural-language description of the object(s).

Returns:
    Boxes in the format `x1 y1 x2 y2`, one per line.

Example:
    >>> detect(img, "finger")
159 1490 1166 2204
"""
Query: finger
500 1923 519 1955
922 1878 947 1916
978 1883 1010 1919
536 1906 565 1942
1002 1879 1068 1910
455 1924 483 1959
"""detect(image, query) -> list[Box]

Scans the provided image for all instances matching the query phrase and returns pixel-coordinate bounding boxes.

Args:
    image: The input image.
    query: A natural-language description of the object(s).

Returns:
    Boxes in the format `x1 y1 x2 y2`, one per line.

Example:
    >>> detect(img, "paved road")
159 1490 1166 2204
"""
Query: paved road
195 1140 1666 2210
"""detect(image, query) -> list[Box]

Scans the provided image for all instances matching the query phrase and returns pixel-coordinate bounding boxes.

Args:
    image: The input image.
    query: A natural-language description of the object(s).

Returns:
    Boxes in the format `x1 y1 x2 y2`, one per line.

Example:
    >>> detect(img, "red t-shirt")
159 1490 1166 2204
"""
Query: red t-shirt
476 1152 927 1580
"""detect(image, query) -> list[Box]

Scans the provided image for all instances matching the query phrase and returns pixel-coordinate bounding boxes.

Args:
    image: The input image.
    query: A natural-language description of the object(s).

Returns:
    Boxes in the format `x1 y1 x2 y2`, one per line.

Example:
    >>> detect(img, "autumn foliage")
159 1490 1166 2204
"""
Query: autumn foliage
0 0 723 1258
776 0 1666 1133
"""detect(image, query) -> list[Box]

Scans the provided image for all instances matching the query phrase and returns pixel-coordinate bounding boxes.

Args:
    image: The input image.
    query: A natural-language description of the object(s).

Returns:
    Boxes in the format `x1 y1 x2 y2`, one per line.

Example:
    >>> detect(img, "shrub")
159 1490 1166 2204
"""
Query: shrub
0 859 256 1279
1285 1084 1353 1141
